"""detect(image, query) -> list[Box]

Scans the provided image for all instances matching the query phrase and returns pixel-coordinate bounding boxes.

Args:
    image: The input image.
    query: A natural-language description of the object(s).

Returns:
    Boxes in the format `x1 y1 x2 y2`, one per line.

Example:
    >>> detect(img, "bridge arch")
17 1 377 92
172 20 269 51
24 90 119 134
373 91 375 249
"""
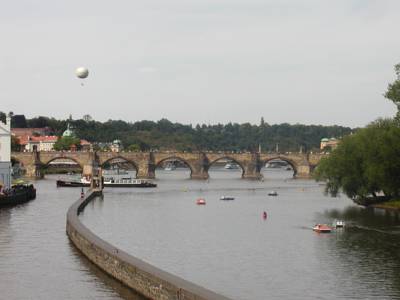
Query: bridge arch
207 156 245 177
101 156 139 177
261 156 298 177
154 156 194 178
43 156 83 168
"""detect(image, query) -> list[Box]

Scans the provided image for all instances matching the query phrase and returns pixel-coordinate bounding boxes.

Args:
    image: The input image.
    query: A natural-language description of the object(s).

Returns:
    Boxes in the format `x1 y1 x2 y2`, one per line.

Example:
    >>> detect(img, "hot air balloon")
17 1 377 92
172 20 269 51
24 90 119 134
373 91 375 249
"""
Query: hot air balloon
75 67 89 78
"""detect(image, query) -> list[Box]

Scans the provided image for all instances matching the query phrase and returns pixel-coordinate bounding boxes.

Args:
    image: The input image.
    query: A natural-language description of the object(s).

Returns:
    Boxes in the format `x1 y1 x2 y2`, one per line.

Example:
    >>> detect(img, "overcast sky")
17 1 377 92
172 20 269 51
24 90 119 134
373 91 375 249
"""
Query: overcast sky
1 0 399 127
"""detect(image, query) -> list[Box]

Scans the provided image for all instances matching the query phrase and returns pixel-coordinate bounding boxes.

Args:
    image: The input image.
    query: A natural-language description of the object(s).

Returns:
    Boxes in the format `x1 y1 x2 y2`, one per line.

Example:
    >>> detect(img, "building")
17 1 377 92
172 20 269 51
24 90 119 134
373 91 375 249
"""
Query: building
17 135 58 152
80 139 92 151
320 137 339 150
110 139 123 152
0 116 12 189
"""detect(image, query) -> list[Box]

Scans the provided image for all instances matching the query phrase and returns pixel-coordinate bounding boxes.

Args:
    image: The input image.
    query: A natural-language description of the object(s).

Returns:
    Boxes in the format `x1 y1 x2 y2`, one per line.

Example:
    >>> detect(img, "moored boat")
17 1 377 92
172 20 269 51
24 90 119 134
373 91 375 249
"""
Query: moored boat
104 177 157 188
57 176 90 187
0 184 36 207
57 177 157 188
57 179 90 187
313 224 332 233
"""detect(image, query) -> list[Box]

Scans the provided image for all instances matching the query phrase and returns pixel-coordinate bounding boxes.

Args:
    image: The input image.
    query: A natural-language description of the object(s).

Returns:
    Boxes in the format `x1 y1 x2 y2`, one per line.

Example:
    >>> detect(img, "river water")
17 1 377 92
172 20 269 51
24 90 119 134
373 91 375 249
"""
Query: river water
2 168 400 299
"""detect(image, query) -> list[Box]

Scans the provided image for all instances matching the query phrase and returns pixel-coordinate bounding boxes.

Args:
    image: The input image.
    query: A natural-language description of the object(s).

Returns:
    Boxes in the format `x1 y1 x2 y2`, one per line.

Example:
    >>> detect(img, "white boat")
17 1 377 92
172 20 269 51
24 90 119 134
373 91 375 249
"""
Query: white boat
225 163 239 169
103 177 157 187
268 191 278 196
220 196 235 200
333 220 345 228
164 163 176 171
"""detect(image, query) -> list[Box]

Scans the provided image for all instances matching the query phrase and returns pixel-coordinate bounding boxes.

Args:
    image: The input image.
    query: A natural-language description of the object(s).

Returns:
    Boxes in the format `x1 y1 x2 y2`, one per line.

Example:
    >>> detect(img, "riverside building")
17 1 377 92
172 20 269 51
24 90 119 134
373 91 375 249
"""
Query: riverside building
0 116 12 189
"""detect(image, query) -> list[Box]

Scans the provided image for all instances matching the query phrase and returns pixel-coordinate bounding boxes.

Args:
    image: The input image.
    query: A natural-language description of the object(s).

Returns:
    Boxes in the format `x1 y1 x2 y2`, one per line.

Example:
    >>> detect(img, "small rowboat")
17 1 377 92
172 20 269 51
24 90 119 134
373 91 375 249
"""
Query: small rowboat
313 224 332 233
196 198 206 205
268 191 278 196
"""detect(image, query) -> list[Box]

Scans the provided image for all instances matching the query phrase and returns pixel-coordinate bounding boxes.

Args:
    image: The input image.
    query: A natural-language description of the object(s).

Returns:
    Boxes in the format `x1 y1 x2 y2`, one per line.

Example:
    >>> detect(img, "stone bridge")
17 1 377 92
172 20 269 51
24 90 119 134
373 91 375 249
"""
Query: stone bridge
11 151 326 180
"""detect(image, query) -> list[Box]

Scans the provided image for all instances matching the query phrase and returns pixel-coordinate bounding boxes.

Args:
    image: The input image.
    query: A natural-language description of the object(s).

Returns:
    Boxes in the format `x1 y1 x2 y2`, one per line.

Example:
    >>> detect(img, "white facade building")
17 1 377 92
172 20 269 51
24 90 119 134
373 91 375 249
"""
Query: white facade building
0 116 12 189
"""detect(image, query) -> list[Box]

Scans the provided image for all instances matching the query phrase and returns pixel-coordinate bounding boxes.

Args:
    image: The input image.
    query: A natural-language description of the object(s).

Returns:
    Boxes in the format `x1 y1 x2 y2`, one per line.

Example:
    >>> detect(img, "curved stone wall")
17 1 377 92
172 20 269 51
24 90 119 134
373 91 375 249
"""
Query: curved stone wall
66 190 232 300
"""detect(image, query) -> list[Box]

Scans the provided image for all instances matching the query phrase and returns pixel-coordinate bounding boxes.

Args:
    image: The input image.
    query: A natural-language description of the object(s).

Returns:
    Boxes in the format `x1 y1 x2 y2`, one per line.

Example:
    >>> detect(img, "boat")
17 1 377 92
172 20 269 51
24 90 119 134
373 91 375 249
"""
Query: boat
57 176 157 188
57 177 90 187
164 165 176 171
224 163 239 169
268 191 278 196
333 220 345 228
196 198 206 205
220 196 235 200
313 224 332 233
0 184 36 207
103 177 157 188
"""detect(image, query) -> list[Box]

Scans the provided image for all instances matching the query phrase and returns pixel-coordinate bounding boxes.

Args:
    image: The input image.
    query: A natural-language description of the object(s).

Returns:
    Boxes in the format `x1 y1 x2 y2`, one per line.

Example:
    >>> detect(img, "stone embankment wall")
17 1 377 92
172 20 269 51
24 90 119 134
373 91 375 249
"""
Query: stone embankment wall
66 190 232 300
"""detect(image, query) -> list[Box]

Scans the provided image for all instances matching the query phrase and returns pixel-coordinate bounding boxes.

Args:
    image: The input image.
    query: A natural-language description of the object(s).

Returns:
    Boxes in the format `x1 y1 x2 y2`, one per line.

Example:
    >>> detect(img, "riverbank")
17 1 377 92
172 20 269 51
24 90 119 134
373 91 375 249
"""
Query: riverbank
371 199 400 211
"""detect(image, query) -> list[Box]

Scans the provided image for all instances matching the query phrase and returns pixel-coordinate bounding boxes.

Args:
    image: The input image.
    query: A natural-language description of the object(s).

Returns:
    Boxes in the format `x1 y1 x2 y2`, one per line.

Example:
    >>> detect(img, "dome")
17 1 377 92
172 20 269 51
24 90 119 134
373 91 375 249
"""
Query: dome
321 138 329 142
329 137 337 141
62 123 75 137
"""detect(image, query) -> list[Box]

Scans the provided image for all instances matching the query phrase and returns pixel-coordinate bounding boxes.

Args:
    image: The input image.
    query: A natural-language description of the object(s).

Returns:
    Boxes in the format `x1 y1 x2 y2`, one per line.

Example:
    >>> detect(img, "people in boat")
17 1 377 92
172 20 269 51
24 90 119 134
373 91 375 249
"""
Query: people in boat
263 211 267 219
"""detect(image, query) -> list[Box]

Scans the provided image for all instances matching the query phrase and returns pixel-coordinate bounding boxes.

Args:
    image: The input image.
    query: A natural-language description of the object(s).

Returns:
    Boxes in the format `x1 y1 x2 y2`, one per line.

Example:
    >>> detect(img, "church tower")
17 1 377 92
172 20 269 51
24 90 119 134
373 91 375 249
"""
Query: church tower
0 115 12 189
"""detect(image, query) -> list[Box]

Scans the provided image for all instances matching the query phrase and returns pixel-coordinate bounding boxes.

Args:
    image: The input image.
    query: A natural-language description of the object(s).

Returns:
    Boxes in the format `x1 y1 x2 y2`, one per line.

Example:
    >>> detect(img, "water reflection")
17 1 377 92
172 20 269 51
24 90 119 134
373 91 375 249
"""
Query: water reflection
68 242 144 300
323 206 400 299
0 176 144 300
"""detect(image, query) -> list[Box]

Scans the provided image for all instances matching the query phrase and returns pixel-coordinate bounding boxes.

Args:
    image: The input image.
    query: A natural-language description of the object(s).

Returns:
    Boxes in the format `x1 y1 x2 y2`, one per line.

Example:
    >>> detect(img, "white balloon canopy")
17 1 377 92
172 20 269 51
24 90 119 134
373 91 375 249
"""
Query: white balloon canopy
75 67 89 79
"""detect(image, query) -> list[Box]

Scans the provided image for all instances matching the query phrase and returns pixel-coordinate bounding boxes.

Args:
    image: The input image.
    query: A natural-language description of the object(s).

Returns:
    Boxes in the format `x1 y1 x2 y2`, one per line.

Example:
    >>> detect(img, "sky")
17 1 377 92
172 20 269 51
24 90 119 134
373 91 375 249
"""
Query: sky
0 0 399 128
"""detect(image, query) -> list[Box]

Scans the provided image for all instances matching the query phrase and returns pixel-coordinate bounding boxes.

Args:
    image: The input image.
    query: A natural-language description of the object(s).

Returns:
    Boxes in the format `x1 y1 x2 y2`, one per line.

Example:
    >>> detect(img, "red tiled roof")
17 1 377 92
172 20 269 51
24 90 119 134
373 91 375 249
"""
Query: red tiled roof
17 135 58 145
80 139 91 145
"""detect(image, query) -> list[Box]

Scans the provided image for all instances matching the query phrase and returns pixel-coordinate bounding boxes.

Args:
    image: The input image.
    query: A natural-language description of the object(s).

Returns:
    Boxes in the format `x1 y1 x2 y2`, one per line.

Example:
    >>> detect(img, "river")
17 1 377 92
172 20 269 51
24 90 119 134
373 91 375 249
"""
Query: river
2 168 400 299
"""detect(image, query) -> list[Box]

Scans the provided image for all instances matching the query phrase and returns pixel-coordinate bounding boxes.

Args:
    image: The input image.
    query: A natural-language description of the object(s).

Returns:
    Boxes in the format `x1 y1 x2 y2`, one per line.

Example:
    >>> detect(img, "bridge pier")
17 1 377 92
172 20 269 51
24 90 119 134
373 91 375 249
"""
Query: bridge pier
136 154 155 179
25 164 44 179
295 164 311 179
242 153 262 180
82 164 93 178
191 170 209 180
190 153 209 180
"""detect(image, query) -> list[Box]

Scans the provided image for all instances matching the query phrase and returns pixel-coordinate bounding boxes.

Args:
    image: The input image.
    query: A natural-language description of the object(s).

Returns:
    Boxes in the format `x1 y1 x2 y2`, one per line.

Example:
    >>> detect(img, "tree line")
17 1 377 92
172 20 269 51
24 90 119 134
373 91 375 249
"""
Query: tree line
0 112 352 153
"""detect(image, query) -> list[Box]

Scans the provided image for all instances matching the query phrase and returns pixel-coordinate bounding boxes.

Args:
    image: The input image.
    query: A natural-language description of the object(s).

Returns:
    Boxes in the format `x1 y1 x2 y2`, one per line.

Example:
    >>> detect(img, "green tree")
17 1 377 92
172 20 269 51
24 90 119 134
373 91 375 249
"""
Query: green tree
385 63 400 121
54 136 81 151
11 135 21 151
314 119 400 201
127 144 140 152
